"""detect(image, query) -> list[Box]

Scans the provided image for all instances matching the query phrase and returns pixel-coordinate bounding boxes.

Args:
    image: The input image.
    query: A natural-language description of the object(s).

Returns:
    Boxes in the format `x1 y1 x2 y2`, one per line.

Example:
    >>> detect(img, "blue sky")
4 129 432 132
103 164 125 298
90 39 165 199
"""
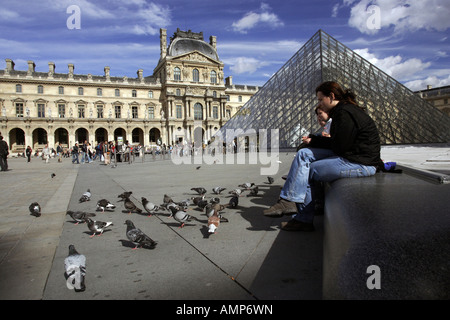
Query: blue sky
1 0 449 91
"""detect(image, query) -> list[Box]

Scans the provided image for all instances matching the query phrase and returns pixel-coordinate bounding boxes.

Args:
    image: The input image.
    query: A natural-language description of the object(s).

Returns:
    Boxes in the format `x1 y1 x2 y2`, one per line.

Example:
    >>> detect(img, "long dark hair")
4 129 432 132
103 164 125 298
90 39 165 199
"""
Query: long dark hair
315 81 361 108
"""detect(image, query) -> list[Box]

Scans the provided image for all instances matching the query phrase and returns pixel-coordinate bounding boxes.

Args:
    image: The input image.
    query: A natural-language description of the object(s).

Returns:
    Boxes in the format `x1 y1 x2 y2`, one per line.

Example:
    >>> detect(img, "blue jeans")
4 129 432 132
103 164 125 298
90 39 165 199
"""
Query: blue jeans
280 148 376 223
72 153 79 164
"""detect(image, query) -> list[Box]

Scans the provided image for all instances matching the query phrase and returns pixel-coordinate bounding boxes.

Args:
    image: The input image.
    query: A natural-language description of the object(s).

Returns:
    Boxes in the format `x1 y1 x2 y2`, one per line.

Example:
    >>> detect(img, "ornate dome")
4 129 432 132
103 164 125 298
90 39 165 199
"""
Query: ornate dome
167 29 219 61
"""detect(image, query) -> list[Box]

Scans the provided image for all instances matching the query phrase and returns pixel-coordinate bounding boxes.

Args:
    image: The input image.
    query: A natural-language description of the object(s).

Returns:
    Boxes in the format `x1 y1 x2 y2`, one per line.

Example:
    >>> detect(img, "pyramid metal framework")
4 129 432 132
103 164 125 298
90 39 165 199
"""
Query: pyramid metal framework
217 30 450 148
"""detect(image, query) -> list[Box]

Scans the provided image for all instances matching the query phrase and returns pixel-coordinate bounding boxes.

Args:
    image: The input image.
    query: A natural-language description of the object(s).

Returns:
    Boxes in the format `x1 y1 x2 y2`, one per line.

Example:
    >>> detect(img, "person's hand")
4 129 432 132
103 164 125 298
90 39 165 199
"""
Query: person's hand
322 132 330 137
301 136 311 144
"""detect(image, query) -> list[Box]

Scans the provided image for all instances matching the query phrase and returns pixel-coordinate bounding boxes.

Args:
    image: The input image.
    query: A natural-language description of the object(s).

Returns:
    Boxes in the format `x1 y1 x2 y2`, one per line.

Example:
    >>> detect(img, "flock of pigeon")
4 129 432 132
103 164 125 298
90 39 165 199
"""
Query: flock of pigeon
29 175 276 293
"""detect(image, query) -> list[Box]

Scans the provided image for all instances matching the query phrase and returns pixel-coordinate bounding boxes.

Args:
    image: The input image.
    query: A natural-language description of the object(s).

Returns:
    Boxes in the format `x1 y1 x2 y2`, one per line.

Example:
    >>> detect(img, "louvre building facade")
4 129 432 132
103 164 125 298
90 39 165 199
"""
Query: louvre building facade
217 30 450 149
0 28 259 152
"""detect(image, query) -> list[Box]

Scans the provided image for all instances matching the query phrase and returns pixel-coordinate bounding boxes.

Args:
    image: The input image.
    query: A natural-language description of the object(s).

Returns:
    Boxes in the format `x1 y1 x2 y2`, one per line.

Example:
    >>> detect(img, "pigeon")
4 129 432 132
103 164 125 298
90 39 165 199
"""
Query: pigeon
29 202 41 217
79 189 91 203
191 187 207 195
118 191 132 202
196 166 201 170
246 186 259 197
96 199 116 212
212 186 226 195
204 204 228 222
209 197 220 204
196 199 209 210
267 176 274 184
191 195 205 205
124 197 142 214
229 188 243 197
171 208 197 228
141 197 160 216
51 173 56 179
64 245 86 292
125 220 157 250
163 194 174 204
177 198 191 207
208 210 220 234
85 218 113 238
67 210 96 225
238 182 255 190
228 196 239 208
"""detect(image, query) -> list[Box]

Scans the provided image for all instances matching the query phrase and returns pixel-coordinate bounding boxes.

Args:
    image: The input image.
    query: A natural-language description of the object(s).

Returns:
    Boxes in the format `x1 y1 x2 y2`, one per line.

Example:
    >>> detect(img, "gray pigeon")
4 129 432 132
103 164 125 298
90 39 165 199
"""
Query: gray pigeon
170 208 197 228
64 245 86 292
125 220 157 250
191 187 207 195
67 210 96 225
96 199 116 212
212 186 226 194
85 218 113 237
141 197 160 216
124 197 142 214
246 186 259 197
29 202 41 217
228 196 239 208
79 189 91 203
229 188 243 197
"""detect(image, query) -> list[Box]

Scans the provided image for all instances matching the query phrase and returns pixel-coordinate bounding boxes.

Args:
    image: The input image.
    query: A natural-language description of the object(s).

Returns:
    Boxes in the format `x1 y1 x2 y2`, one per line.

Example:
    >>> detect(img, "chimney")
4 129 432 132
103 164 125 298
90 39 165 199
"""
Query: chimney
4 59 14 75
48 62 55 77
68 63 74 79
104 66 110 81
210 35 217 50
225 76 232 86
160 28 167 59
27 60 36 76
137 69 144 82
427 85 432 90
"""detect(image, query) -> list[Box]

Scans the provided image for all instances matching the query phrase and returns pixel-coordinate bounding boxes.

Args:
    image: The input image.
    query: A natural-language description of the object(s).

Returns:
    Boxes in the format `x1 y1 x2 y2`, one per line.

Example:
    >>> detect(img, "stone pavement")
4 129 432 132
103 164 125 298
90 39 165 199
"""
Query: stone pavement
0 143 448 300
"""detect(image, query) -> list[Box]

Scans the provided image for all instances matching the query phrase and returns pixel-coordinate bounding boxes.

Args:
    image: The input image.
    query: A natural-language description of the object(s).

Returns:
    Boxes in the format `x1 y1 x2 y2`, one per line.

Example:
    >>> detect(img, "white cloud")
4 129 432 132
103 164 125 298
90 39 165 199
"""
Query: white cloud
404 74 450 91
231 3 284 34
345 0 450 34
354 48 431 81
228 57 268 74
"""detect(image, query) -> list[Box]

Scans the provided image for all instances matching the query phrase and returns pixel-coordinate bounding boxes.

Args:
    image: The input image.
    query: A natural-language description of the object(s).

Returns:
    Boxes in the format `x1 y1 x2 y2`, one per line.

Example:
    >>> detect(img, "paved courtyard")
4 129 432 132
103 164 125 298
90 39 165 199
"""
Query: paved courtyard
0 143 448 300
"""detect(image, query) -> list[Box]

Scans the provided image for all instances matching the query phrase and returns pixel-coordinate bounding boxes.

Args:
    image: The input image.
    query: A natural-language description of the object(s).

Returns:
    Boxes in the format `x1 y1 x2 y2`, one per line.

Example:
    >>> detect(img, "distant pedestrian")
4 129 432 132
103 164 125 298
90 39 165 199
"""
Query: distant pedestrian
42 144 51 164
56 143 63 162
0 135 9 171
26 146 32 163
72 143 80 164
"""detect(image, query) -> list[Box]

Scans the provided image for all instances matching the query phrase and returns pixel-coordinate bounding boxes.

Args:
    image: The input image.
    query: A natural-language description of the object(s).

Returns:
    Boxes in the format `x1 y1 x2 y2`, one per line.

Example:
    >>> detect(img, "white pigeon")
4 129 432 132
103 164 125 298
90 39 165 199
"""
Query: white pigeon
238 182 255 190
85 218 113 237
64 245 86 292
229 188 243 197
96 199 116 212
79 189 91 203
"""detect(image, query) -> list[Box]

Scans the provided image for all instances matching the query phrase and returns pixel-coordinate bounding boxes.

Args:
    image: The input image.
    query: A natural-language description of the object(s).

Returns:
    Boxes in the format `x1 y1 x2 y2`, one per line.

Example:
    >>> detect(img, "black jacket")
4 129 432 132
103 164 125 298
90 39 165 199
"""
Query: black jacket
310 102 382 167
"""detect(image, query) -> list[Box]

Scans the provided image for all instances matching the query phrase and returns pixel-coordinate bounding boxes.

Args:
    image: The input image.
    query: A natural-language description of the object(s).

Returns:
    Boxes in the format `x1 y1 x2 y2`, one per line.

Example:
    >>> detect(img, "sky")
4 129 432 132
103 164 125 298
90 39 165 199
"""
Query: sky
0 0 449 91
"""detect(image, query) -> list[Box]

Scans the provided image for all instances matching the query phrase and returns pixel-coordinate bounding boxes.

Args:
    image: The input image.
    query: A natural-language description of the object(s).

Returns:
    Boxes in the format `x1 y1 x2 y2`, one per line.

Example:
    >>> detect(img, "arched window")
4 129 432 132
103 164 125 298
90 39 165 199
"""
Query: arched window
210 70 217 84
193 69 199 82
194 103 203 120
174 67 181 81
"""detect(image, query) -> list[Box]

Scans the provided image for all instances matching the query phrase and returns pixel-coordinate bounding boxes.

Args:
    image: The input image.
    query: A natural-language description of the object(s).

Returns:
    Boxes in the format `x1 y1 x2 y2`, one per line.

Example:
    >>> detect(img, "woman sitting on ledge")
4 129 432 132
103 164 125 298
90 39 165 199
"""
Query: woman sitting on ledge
263 81 383 231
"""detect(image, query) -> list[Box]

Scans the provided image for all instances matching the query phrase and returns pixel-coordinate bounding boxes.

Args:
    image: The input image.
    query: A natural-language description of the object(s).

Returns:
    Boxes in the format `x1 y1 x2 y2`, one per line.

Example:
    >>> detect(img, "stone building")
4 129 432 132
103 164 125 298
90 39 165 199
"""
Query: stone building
0 28 259 153
415 85 450 117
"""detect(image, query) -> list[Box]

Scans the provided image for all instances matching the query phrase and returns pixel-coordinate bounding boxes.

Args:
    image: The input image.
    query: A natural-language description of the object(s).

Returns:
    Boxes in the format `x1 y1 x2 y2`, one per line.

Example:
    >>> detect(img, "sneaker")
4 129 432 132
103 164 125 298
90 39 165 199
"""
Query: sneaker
263 198 297 217
280 220 315 232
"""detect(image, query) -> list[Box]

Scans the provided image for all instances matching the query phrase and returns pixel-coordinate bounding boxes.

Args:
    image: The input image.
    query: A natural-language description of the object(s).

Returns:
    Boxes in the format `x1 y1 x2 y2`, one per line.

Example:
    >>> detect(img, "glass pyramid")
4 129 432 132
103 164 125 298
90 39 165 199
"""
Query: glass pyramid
217 30 450 148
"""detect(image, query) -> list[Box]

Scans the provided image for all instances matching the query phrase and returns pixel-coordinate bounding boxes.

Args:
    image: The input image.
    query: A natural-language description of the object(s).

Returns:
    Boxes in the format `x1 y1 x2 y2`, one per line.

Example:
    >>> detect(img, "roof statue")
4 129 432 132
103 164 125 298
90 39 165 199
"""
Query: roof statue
216 30 450 148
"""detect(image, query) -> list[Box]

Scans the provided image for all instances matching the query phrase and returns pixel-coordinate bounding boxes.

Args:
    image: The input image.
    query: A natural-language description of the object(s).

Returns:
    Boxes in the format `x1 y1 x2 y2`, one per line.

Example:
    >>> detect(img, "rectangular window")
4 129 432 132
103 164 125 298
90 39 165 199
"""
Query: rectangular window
132 90 137 98
115 105 121 118
78 87 84 95
115 89 120 97
97 105 103 118
213 106 218 119
176 105 182 119
37 85 44 94
16 103 24 117
148 106 154 119
59 86 64 95
78 105 85 118
97 88 102 96
58 104 65 118
38 103 45 117
132 106 138 119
